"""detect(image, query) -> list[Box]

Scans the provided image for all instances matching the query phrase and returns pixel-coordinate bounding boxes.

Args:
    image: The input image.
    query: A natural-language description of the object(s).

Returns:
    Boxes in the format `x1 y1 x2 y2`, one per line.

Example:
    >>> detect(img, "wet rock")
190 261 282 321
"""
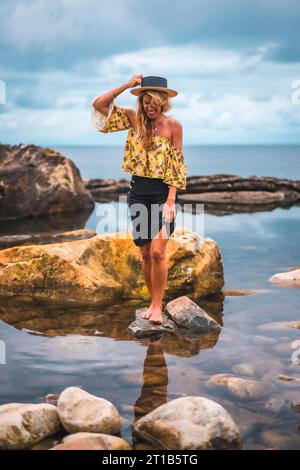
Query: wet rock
0 144 94 220
165 296 221 333
269 269 300 288
277 374 300 382
133 396 242 450
207 374 276 401
223 289 258 296
128 308 176 338
51 432 131 450
57 387 121 434
0 403 61 450
0 227 224 304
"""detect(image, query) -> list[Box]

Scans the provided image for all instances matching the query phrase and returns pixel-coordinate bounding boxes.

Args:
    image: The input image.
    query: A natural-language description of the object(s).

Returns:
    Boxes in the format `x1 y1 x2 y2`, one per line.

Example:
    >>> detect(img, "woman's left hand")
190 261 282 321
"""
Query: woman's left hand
162 200 176 223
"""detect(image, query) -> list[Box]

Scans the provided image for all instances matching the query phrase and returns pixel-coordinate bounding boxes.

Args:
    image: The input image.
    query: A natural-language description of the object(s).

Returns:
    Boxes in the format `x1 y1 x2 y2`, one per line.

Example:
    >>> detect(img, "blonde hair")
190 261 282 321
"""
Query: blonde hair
136 90 172 150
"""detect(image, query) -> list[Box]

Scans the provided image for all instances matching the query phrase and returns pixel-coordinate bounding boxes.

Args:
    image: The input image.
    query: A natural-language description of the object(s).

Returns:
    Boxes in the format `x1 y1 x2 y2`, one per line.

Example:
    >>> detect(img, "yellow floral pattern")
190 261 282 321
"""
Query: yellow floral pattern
91 100 187 190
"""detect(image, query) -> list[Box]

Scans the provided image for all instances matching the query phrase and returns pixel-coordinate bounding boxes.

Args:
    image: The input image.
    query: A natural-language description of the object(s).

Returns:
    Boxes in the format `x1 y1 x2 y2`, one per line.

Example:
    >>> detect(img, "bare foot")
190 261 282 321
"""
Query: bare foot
149 306 163 324
141 304 154 320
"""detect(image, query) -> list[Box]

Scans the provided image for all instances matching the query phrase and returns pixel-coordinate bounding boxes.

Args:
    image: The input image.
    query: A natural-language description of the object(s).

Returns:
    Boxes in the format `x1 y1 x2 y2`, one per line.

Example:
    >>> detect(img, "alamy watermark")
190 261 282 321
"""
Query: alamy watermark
291 80 300 105
95 196 205 241
0 340 6 365
0 79 6 105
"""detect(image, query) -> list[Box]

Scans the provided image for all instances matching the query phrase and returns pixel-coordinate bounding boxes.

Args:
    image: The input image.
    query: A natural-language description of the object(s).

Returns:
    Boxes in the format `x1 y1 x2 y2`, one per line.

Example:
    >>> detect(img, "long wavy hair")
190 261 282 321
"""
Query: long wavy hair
135 90 172 150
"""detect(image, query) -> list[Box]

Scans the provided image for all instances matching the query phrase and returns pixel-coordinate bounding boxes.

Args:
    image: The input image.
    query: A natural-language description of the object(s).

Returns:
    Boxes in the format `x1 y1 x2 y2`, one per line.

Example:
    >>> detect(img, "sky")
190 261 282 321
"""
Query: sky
0 0 300 146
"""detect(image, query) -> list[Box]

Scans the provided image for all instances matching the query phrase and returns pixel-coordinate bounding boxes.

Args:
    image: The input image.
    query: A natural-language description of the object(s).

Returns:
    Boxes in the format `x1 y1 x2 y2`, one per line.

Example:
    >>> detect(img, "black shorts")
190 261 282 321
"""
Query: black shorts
128 175 179 247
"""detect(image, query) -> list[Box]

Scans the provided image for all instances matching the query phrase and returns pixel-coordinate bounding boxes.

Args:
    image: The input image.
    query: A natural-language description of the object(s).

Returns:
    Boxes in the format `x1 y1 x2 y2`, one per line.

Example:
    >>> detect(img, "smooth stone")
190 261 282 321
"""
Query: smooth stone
57 387 121 434
0 403 61 450
133 396 242 450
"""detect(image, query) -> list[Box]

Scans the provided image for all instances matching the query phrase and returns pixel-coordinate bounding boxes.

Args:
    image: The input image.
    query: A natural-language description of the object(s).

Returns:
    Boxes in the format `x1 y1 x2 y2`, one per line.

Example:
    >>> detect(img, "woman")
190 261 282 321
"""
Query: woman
92 75 187 324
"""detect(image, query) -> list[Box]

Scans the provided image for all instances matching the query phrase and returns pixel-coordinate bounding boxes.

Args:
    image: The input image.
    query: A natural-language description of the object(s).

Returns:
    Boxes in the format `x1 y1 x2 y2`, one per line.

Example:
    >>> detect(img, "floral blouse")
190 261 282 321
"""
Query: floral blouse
91 100 187 190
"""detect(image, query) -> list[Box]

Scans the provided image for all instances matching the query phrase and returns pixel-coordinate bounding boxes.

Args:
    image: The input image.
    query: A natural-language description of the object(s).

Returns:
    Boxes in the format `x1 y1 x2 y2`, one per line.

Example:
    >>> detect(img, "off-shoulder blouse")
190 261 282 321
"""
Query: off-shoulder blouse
91 100 187 190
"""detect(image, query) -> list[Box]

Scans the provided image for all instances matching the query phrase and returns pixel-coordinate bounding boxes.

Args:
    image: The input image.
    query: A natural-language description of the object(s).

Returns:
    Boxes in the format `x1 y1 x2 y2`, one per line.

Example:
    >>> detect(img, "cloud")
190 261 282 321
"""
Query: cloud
1 1 300 144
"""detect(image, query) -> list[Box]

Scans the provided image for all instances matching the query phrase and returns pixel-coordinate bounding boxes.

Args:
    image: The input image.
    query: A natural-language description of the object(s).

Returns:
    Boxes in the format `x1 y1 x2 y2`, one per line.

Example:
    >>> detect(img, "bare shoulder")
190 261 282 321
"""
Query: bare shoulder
124 108 137 128
169 118 182 139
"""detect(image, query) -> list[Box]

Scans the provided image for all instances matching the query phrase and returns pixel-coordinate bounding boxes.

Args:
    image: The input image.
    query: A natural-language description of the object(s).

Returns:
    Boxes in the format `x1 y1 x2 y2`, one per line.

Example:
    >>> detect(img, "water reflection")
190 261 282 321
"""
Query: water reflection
134 337 168 421
0 295 223 358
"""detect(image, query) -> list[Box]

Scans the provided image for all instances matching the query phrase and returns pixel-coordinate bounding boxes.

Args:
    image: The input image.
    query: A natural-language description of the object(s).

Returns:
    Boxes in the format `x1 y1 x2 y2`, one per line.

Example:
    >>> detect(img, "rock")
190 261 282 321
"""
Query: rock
263 396 285 413
291 401 300 413
0 229 96 249
291 340 300 349
165 296 221 333
257 321 300 331
260 429 300 450
269 269 300 288
44 393 61 406
51 432 131 450
0 227 224 303
128 308 176 338
291 348 300 365
232 364 258 377
57 387 121 434
133 396 242 450
0 144 94 220
223 289 258 296
252 335 277 345
0 403 61 450
207 374 276 401
277 374 300 382
85 175 300 216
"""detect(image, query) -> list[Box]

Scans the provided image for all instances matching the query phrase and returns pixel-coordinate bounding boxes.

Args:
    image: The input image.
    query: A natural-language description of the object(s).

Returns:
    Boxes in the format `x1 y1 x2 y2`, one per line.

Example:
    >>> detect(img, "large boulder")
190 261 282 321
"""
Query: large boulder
0 403 61 450
0 144 94 220
57 387 121 434
133 396 242 450
0 227 224 303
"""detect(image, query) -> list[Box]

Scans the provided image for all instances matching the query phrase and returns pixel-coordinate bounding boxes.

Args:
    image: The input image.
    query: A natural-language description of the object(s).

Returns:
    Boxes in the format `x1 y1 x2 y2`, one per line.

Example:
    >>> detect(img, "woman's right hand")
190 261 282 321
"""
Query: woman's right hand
126 75 144 89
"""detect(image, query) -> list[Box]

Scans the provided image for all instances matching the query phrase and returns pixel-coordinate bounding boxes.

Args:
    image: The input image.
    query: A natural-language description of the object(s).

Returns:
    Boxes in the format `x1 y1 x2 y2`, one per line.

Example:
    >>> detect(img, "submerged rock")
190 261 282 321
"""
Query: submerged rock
207 374 276 401
0 403 61 450
57 387 121 435
0 227 224 304
133 396 242 450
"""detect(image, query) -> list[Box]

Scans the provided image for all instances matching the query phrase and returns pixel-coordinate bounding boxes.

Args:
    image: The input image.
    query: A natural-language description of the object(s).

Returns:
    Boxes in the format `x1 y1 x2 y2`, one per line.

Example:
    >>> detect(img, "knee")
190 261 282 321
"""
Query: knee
151 249 165 262
140 247 151 262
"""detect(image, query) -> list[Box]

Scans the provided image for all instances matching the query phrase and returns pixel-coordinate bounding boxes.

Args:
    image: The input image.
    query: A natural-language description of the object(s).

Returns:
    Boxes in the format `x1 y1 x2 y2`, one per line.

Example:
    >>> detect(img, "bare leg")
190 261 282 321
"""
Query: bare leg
139 242 155 319
149 225 170 323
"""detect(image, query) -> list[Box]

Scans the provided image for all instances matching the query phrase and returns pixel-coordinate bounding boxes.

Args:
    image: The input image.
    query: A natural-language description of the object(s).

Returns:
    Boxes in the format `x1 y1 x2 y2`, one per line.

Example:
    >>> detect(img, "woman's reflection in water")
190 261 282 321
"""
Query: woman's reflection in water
134 335 168 422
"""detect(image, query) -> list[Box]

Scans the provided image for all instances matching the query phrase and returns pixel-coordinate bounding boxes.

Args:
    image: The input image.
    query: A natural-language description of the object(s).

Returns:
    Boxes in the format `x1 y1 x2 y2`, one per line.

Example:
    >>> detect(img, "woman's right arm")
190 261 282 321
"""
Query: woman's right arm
92 75 144 116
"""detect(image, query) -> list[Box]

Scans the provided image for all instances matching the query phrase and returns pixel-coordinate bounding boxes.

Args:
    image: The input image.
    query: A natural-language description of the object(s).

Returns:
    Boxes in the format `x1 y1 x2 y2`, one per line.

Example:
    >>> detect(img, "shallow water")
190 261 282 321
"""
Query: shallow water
1 201 300 449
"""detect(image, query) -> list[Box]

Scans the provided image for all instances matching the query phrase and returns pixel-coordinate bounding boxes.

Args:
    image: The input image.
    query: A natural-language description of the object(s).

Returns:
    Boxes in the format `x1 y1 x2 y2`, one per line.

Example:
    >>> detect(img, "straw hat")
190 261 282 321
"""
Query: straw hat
130 76 178 97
